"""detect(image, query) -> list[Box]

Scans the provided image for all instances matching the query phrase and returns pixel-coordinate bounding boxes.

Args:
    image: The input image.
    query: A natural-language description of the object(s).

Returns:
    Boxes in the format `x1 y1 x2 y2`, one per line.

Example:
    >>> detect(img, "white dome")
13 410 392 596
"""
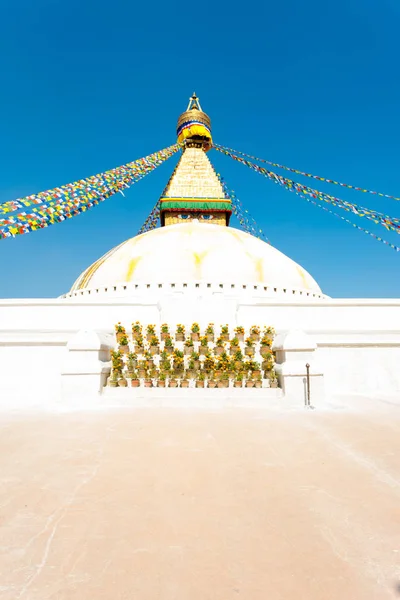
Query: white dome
68 222 324 299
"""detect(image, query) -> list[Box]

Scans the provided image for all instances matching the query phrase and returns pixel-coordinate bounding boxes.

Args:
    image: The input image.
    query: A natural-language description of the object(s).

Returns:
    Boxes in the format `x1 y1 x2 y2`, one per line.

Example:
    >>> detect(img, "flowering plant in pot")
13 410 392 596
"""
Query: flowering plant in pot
245 337 255 356
270 370 279 388
234 372 243 388
138 360 147 379
234 325 245 342
149 336 159 355
184 337 194 354
160 359 171 373
229 337 240 355
111 350 123 372
245 378 254 388
233 350 243 371
180 375 190 388
187 360 196 378
118 376 128 387
175 324 185 341
164 336 174 354
145 351 154 369
190 351 200 370
160 323 169 340
127 352 138 371
254 373 262 388
168 376 178 388
135 334 145 354
196 371 205 388
132 321 142 339
220 324 229 341
130 371 140 388
108 371 119 387
214 337 225 356
260 341 273 357
118 335 129 354
250 361 261 379
143 377 153 388
208 372 217 388
205 323 214 342
203 353 215 374
218 372 230 388
250 325 261 341
157 372 167 387
199 336 208 355
146 324 156 341
191 322 200 341
172 351 184 372
115 322 126 343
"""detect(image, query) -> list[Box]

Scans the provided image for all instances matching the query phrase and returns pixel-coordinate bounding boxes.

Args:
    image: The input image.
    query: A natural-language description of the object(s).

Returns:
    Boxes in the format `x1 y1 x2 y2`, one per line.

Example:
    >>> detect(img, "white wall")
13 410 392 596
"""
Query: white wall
0 295 399 406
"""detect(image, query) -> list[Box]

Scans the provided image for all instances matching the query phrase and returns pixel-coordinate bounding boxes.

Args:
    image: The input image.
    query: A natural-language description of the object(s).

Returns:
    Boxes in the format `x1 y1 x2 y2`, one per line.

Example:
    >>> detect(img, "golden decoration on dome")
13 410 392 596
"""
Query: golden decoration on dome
176 93 212 151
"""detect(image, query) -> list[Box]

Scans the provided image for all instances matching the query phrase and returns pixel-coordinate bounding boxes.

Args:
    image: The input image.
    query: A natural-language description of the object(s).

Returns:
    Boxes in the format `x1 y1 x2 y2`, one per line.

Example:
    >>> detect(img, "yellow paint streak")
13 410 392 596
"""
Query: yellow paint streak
126 256 143 280
193 251 209 278
253 257 264 282
296 266 310 289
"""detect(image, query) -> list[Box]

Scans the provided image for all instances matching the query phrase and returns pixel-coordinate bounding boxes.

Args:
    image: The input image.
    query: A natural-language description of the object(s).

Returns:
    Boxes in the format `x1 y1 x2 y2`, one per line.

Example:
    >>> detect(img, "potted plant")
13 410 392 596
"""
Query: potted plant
208 373 217 388
262 326 275 347
138 361 147 379
270 370 279 388
175 324 185 342
115 322 126 343
233 350 243 371
203 353 215 374
260 339 273 357
118 335 129 355
245 378 254 388
229 337 240 355
245 337 255 356
254 373 262 388
184 337 194 354
199 336 208 355
214 337 225 356
149 336 159 355
190 351 200 370
169 376 178 388
135 334 145 354
234 325 245 342
118 376 128 387
130 371 140 388
111 350 123 372
180 376 189 388
161 359 171 374
187 359 196 379
160 323 169 341
131 321 142 340
146 324 156 341
126 352 138 372
218 372 230 388
250 325 261 341
220 324 229 341
143 377 153 388
157 372 167 387
196 372 205 388
172 350 184 373
251 361 261 379
234 373 243 388
108 371 119 387
205 323 215 342
144 351 154 369
164 336 174 354
191 322 200 342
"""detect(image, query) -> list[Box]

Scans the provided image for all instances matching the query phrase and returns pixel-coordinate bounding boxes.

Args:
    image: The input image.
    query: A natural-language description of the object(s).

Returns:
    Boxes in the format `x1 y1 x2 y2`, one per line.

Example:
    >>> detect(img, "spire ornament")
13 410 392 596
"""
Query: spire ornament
176 93 212 151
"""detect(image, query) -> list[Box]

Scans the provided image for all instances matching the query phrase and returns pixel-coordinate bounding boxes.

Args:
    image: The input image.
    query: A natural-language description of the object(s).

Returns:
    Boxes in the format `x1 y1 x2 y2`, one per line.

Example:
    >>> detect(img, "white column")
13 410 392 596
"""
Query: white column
273 330 324 407
61 329 114 405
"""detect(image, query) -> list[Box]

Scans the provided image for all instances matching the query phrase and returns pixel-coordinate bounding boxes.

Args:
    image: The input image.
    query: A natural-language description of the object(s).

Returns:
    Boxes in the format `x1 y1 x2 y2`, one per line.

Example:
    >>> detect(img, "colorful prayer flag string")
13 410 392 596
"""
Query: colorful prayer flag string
213 146 400 238
0 145 179 239
137 200 161 235
214 143 400 202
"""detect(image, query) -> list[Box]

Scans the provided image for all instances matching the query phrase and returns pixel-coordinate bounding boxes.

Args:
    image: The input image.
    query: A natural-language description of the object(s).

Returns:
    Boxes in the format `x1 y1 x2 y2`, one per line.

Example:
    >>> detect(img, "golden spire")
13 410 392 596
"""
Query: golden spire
176 93 212 151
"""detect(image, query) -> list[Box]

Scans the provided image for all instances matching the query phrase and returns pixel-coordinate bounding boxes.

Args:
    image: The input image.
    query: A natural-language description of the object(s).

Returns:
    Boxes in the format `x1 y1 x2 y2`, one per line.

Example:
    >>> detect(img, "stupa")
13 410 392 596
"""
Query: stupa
67 94 324 301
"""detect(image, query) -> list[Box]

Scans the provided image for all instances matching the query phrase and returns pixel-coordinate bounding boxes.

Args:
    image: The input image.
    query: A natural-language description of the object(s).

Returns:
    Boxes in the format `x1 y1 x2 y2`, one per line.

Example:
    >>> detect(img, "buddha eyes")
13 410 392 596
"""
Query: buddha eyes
177 214 214 220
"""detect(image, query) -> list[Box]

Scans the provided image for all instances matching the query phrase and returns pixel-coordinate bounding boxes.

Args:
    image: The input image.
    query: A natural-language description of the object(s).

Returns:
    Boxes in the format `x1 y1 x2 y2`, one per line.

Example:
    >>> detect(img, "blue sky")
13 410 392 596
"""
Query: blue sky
0 0 399 298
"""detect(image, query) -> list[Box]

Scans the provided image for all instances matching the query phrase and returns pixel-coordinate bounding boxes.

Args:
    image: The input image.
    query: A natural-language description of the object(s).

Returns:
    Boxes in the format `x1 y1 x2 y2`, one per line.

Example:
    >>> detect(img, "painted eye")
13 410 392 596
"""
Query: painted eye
201 214 213 220
178 214 191 220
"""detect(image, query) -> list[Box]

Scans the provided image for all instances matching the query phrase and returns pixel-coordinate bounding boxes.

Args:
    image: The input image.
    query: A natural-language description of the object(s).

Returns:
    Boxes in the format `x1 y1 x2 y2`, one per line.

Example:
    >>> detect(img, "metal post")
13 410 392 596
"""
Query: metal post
305 363 310 407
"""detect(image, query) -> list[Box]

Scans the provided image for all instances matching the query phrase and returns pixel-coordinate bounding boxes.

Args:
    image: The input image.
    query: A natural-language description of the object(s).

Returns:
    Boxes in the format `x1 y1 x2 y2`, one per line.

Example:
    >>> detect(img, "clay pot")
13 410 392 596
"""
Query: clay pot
175 333 185 342
157 380 166 387
119 346 129 355
191 333 200 342
234 381 242 388
245 380 254 388
208 380 217 388
161 332 169 341
196 380 205 388
150 346 159 355
138 369 146 378
260 347 271 357
109 380 118 387
118 378 128 387
245 347 254 356
218 380 229 388
180 380 189 388
144 379 153 388
184 346 193 355
169 380 178 388
214 370 222 379
199 346 208 355
135 346 144 355
270 381 279 388
116 332 125 343
193 360 200 370
206 334 214 342
131 379 140 388
229 347 238 355
214 347 224 356
251 333 260 342
146 334 154 342
252 370 261 379
236 333 244 342
254 380 262 388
